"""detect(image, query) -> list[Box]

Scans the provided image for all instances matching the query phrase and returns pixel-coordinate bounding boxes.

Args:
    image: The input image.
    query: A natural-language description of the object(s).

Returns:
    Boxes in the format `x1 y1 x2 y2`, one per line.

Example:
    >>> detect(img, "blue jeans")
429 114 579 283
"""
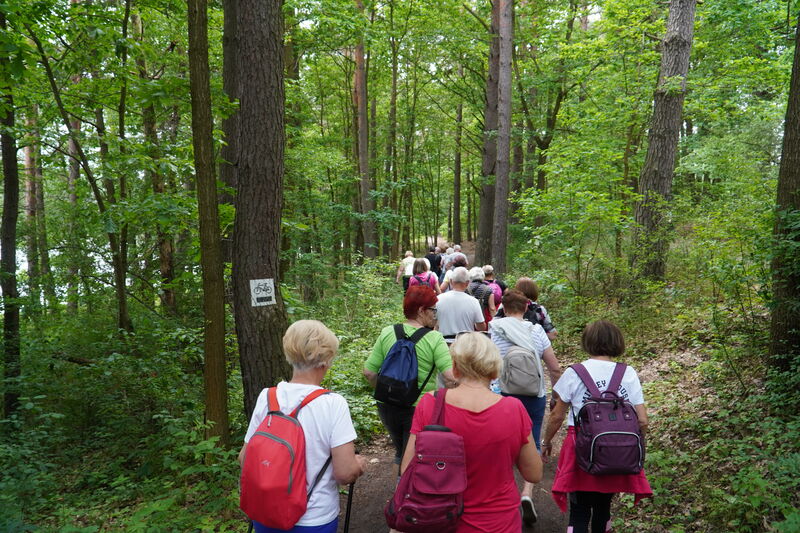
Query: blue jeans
502 393 546 451
254 518 338 533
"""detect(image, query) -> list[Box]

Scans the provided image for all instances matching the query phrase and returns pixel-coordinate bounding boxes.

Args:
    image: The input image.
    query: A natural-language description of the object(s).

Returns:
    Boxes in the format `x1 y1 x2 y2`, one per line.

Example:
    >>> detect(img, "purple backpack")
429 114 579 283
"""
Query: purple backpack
571 363 645 475
385 389 466 532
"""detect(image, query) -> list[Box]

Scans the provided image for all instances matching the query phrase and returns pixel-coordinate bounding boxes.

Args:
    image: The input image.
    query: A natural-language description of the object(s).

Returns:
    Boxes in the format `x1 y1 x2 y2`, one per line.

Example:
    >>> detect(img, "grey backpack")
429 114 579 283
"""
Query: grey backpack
499 346 543 396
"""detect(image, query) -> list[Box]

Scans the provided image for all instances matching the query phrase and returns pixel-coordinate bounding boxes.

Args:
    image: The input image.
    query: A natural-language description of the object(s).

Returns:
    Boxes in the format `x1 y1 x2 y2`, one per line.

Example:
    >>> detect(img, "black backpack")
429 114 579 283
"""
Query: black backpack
374 325 434 407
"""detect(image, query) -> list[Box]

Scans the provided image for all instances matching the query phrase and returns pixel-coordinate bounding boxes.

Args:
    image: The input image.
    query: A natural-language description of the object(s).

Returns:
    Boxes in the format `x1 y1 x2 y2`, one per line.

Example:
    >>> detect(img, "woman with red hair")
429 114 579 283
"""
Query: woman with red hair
363 286 456 466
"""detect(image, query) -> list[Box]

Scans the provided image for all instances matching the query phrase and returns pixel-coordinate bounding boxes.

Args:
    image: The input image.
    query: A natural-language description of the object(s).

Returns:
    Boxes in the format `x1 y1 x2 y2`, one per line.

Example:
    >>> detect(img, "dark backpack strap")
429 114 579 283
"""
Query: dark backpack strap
605 363 627 398
409 327 435 399
290 388 330 418
570 363 603 398
408 327 432 344
430 388 448 426
393 323 407 342
307 455 333 500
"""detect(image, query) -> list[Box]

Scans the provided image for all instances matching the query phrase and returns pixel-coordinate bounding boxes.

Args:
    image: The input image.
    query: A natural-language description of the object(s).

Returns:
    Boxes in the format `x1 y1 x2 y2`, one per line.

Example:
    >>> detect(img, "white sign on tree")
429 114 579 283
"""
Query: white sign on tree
250 279 276 307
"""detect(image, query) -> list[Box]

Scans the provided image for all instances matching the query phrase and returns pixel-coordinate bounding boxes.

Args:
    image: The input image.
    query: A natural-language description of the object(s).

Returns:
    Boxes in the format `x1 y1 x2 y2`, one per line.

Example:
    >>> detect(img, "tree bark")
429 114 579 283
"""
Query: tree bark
1 10 20 417
453 100 463 244
235 0 292 419
477 1 500 264
24 111 41 311
769 20 800 370
632 0 697 280
354 0 376 258
220 0 239 267
491 0 513 275
187 0 231 446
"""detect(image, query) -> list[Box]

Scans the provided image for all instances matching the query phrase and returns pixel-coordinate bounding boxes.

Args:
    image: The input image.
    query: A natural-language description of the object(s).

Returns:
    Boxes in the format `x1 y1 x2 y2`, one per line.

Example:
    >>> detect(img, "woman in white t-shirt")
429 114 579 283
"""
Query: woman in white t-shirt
239 320 367 533
542 321 651 533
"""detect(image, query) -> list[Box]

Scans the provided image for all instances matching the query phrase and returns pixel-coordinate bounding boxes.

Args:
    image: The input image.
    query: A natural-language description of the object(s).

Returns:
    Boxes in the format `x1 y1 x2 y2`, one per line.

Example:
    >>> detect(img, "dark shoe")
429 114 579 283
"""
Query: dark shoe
521 496 537 525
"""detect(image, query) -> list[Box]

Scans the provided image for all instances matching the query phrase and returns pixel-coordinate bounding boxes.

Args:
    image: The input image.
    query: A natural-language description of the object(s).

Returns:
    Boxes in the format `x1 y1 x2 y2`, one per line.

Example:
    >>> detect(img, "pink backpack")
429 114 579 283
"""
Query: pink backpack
385 389 467 532
240 387 330 529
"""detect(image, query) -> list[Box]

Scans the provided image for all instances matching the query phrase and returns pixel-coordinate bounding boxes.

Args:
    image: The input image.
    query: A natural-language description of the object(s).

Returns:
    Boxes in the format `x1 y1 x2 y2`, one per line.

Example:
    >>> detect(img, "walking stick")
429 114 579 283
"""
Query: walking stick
343 482 355 533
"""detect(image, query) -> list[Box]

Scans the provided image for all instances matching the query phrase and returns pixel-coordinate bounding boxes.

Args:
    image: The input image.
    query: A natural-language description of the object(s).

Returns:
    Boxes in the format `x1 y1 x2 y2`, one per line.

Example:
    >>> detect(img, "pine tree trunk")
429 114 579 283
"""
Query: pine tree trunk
24 112 41 312
477 1 500 264
491 0 513 275
187 0 231 445
235 0 292 419
453 101 463 244
219 0 239 267
632 0 697 280
769 20 800 370
354 1 376 258
1 9 20 417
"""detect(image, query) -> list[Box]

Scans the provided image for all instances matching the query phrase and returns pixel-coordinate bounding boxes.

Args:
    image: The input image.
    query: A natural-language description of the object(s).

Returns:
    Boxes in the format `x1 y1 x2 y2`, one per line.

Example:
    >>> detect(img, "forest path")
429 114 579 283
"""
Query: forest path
336 433 569 533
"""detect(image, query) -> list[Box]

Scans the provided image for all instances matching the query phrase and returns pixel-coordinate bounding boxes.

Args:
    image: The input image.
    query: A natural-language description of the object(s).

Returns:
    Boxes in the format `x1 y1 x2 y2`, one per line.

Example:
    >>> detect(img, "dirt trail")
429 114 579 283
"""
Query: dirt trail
337 434 568 533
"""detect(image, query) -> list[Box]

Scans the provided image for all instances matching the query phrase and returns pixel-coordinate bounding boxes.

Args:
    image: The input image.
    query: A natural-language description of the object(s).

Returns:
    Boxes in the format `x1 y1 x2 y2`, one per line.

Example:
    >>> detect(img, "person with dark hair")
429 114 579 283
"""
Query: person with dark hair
542 321 651 533
489 289 563 524
496 277 558 340
425 246 443 278
408 257 441 294
363 286 456 465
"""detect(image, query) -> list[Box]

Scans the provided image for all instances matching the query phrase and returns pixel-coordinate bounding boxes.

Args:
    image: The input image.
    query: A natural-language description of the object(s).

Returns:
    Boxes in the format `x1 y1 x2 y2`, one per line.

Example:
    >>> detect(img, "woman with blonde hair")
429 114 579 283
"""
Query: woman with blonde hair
239 320 366 533
401 332 542 532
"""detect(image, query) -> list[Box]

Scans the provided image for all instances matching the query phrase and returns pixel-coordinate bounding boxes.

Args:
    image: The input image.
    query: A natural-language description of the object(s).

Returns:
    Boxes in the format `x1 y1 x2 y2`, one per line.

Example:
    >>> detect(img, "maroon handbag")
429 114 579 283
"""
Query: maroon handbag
385 389 467 532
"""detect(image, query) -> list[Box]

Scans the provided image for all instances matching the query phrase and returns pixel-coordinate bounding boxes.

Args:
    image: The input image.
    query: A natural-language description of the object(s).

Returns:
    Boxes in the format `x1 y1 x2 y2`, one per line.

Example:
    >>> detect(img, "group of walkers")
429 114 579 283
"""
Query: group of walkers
238 253 652 533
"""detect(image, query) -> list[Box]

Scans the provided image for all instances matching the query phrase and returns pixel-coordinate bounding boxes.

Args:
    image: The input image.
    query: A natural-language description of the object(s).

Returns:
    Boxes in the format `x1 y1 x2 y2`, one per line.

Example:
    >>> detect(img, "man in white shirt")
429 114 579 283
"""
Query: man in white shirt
436 266 486 343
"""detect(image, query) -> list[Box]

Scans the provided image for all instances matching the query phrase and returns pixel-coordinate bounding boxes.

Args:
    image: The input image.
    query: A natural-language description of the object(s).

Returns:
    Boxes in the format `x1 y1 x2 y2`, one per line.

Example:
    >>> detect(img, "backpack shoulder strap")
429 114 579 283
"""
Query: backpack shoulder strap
290 388 330 418
570 363 603 398
430 388 447 426
605 363 627 398
267 387 280 413
307 456 332 500
393 323 407 341
408 327 432 344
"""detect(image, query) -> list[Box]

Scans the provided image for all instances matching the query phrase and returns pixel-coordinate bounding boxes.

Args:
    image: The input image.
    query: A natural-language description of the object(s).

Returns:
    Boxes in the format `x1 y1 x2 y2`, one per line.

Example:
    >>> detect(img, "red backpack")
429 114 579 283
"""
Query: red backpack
385 389 467 532
240 387 331 529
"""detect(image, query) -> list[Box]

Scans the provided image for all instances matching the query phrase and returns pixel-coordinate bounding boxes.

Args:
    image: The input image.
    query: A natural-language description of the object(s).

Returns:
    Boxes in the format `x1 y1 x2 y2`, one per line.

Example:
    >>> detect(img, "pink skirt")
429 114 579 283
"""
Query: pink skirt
551 427 652 513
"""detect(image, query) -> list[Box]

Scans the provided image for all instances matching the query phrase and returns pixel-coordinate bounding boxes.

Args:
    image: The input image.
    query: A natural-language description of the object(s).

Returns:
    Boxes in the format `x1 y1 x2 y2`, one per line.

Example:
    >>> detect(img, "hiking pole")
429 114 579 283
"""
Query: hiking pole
343 482 355 533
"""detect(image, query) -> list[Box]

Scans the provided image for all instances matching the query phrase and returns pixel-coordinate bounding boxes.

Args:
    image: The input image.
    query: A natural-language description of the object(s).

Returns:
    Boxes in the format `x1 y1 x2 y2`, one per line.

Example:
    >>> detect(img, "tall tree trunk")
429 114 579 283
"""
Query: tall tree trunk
769 20 800 370
354 0 376 258
67 107 80 312
491 0 513 275
1 10 20 417
477 1 500 264
632 0 697 280
134 14 177 315
235 0 292 419
187 0 231 445
453 100 463 244
24 111 41 311
220 0 239 267
35 149 55 310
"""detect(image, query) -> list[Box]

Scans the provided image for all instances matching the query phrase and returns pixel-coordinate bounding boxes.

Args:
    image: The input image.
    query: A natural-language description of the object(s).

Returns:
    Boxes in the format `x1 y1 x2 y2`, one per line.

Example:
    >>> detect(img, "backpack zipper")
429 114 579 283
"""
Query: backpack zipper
588 431 642 467
253 430 296 492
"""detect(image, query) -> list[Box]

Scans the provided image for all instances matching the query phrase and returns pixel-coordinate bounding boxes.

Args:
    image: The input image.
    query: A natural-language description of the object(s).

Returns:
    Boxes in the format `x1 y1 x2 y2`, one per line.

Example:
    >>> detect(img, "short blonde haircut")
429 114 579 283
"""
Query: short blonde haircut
449 332 501 381
283 320 339 370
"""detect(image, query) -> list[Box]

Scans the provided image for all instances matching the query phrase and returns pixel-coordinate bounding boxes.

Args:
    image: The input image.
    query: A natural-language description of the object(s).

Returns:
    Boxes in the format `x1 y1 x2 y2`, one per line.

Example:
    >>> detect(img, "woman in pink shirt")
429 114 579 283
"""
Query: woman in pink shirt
402 332 542 532
407 258 441 294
